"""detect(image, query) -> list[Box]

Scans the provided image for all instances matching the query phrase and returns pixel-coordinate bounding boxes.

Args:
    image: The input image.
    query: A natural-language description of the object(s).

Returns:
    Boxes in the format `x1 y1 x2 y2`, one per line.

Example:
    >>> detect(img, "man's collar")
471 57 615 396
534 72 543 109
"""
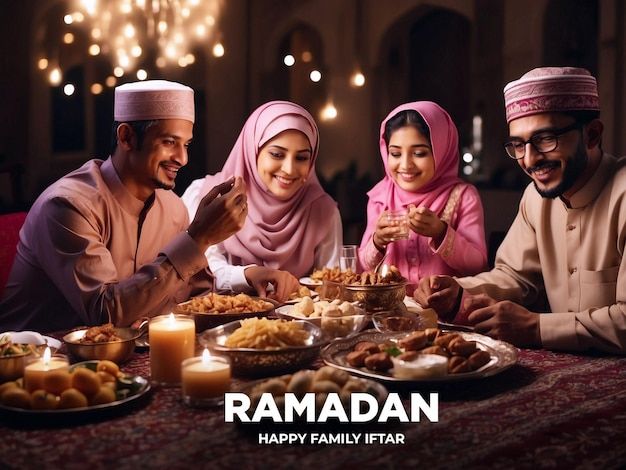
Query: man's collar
101 157 153 217
561 152 612 209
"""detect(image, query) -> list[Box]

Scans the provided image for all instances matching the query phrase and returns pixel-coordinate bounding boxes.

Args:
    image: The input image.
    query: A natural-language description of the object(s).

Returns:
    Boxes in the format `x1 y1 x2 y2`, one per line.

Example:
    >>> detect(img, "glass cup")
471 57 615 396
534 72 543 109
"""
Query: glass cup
385 210 409 241
340 245 358 272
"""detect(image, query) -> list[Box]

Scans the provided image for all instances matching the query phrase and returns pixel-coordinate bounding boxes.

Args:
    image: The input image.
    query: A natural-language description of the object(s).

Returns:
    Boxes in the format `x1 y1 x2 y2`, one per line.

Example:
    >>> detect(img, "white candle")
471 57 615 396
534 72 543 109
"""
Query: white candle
149 313 195 385
23 347 69 392
181 349 231 406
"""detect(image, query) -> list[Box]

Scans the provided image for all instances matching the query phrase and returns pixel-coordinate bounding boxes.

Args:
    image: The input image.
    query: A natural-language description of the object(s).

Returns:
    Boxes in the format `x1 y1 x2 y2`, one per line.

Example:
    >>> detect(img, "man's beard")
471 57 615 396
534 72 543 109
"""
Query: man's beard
152 177 175 191
531 143 588 199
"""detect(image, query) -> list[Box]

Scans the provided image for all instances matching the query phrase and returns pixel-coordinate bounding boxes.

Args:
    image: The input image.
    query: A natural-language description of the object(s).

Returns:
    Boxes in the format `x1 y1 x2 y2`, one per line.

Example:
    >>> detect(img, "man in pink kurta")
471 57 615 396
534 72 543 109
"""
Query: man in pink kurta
0 80 248 332
415 67 626 354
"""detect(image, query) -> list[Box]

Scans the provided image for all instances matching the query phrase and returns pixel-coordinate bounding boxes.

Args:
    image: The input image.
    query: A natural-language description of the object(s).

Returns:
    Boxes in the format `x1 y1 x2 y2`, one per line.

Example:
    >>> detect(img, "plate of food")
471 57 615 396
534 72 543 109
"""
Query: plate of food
320 328 518 383
199 318 326 377
0 359 150 426
298 277 323 289
276 299 368 339
283 285 319 305
1 331 62 351
175 292 276 331
237 366 388 419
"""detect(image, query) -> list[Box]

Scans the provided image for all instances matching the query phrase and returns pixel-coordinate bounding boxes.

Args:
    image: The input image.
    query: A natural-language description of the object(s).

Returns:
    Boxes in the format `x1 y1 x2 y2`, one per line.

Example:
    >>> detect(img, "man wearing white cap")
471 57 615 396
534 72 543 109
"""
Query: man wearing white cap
0 80 248 331
415 67 626 354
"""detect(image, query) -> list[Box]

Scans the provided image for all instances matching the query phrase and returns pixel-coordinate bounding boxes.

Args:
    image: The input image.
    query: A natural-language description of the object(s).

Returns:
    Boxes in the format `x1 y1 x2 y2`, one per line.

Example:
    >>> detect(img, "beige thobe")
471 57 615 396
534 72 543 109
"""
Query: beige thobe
457 153 626 353
0 158 211 332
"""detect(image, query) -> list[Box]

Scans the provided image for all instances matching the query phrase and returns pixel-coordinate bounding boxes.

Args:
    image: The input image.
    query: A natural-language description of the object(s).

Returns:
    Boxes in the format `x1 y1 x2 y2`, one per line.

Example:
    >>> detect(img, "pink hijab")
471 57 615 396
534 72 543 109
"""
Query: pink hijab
199 101 336 278
362 101 463 270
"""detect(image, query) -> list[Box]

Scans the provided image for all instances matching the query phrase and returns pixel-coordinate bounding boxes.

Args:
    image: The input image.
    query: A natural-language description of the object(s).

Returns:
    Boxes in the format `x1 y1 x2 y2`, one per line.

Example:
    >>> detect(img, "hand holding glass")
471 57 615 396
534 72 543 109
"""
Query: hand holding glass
384 210 409 241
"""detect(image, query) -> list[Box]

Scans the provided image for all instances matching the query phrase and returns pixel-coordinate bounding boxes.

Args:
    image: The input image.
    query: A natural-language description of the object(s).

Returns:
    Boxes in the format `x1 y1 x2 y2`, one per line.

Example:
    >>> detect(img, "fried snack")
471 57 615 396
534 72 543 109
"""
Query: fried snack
311 267 357 283
178 292 273 314
224 318 310 350
288 285 313 300
342 266 405 286
364 352 393 371
346 350 369 367
0 341 37 357
79 323 121 343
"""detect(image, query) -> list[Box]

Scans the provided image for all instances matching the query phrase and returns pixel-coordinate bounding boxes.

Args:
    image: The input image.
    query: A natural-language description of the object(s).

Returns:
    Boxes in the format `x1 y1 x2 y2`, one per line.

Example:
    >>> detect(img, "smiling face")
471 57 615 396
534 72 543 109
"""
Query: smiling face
508 113 588 199
256 129 312 200
122 119 193 200
386 125 435 192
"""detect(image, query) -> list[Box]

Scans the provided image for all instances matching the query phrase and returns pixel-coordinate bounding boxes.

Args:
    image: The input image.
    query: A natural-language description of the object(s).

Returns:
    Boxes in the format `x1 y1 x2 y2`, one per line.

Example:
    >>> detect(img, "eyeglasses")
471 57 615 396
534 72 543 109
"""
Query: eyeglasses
503 122 581 159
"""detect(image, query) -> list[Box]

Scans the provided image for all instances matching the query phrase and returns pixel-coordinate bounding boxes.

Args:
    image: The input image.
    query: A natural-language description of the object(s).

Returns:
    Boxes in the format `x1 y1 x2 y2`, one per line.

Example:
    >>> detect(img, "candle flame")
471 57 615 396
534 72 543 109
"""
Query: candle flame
167 312 176 326
380 264 389 278
43 346 51 365
202 348 211 364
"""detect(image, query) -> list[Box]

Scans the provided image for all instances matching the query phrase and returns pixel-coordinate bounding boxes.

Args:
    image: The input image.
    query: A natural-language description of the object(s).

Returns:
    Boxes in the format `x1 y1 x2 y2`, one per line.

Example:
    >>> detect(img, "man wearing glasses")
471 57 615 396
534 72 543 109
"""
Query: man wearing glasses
415 67 626 354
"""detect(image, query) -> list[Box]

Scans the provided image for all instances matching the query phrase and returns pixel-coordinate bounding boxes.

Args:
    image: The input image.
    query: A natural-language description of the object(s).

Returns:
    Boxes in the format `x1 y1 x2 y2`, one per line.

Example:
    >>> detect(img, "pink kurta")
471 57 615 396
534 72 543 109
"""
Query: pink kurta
360 184 487 293
0 158 211 332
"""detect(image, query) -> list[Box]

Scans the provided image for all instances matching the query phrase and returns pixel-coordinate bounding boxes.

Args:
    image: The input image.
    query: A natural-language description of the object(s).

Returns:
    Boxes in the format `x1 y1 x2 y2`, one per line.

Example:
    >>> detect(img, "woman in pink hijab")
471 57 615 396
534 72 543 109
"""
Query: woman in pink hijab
359 101 487 295
182 101 342 301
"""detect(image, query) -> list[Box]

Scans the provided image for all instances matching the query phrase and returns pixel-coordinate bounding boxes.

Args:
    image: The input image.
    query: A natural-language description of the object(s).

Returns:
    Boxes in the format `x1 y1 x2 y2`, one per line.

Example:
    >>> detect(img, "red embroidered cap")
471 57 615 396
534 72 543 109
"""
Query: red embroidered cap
503 67 599 123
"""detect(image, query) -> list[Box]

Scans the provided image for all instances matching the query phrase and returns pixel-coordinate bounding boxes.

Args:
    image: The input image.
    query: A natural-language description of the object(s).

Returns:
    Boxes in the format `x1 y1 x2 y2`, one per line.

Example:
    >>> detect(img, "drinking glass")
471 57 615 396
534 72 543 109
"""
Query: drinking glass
385 209 409 241
340 245 358 272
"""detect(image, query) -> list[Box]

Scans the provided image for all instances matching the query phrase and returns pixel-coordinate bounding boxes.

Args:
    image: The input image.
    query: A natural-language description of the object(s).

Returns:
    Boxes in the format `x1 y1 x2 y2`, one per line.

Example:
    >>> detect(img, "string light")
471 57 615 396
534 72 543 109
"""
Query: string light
40 0 223 86
310 70 322 82
320 103 337 121
283 54 295 66
351 72 365 87
212 42 225 57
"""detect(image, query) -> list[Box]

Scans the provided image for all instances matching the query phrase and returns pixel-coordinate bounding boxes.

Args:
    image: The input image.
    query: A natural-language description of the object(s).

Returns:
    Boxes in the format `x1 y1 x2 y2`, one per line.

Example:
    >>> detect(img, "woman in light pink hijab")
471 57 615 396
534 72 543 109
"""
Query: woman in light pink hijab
182 101 342 300
359 101 487 295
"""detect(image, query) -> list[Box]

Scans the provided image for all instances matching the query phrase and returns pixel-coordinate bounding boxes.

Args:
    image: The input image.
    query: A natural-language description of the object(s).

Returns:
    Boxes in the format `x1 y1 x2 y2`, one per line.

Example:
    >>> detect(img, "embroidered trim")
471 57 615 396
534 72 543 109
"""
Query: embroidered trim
441 184 463 224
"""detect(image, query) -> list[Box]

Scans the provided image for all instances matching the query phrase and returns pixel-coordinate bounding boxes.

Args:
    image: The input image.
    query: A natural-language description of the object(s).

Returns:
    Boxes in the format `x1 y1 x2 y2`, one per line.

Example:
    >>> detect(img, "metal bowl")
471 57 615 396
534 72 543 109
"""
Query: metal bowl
198 320 325 377
0 347 36 382
63 327 141 364
321 279 407 312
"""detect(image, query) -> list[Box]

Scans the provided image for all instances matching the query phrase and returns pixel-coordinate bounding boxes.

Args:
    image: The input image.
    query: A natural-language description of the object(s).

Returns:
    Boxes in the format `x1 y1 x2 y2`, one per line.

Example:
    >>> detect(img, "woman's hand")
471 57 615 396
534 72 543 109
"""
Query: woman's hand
244 266 300 302
373 210 406 251
407 204 446 246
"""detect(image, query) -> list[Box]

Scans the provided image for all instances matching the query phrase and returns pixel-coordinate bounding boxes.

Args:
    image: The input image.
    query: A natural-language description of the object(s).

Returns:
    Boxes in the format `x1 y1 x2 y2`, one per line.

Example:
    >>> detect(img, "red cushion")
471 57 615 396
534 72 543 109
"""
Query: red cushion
0 212 27 293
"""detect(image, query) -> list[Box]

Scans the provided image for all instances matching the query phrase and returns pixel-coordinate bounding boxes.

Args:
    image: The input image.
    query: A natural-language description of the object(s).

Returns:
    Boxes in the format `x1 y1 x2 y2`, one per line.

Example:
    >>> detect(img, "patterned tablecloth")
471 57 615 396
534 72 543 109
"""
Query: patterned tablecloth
1 343 625 469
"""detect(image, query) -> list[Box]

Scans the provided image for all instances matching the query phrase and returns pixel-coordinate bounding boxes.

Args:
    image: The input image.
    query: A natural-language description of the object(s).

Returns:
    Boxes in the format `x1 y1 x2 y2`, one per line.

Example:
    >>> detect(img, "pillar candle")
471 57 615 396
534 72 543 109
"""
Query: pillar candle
181 349 231 405
23 347 69 392
149 313 195 385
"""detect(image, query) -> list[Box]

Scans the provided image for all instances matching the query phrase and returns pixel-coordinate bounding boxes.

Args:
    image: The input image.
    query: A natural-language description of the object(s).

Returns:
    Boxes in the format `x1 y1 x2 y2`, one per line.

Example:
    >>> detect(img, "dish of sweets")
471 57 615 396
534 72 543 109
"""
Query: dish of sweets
0 359 150 424
320 328 518 383
275 298 368 338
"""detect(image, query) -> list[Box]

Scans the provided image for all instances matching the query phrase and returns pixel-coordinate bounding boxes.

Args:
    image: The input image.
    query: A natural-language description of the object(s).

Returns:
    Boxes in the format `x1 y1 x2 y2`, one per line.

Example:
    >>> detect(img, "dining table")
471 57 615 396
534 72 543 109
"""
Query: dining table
1 333 625 470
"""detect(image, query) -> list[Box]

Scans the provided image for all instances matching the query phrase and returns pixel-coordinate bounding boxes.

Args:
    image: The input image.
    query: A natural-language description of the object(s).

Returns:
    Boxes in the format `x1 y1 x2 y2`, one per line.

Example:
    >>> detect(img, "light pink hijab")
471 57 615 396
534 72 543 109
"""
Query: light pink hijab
361 101 463 271
199 101 336 278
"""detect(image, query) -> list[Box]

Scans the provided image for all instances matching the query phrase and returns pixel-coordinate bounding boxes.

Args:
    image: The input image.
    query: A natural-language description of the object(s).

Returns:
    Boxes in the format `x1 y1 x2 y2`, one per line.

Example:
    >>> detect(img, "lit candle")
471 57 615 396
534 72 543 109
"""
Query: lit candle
149 313 195 385
23 347 69 392
181 349 231 407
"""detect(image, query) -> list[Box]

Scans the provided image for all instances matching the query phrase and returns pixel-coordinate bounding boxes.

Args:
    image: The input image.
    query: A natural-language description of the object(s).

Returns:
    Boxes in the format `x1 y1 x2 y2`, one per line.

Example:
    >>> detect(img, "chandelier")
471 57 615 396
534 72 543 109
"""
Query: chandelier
39 0 223 90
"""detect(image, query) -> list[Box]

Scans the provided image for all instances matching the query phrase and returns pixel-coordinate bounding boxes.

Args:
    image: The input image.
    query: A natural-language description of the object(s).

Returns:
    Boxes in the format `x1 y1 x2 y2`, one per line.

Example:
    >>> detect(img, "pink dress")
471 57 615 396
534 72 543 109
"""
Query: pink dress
359 101 487 294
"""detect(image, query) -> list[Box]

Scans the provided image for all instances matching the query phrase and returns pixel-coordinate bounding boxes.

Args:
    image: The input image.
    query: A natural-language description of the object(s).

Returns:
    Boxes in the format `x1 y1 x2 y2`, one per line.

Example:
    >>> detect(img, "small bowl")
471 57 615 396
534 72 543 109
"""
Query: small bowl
0 347 37 382
199 320 325 377
63 327 141 364
372 310 422 333
320 313 368 339
322 280 407 311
